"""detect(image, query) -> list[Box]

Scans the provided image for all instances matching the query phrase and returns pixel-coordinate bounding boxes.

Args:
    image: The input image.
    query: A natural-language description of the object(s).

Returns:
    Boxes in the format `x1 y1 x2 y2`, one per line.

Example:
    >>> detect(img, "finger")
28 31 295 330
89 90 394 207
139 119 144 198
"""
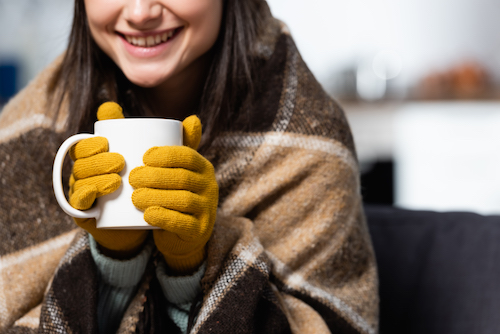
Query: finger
73 152 124 180
69 173 76 188
75 217 148 250
70 184 97 210
69 173 75 197
132 188 203 214
129 166 206 192
182 115 202 150
73 217 97 230
69 136 108 161
97 101 125 120
144 206 202 239
72 174 121 198
143 146 209 173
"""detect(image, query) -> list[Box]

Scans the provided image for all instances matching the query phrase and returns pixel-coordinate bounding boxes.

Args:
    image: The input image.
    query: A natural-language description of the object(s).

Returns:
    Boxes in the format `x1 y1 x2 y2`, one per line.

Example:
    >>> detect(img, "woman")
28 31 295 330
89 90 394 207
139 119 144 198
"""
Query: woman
0 0 378 333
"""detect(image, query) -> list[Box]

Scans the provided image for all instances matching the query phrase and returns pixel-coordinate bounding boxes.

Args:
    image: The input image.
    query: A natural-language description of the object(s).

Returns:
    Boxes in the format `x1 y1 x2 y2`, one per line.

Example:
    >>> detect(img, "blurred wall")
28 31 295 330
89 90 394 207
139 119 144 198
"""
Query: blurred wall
267 0 500 95
0 0 73 91
1 0 499 98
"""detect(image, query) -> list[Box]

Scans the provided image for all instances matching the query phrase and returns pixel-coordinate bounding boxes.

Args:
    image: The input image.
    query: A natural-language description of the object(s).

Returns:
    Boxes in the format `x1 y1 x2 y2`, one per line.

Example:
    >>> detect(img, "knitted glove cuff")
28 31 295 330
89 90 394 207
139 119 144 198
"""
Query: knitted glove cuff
89 234 154 288
163 246 206 275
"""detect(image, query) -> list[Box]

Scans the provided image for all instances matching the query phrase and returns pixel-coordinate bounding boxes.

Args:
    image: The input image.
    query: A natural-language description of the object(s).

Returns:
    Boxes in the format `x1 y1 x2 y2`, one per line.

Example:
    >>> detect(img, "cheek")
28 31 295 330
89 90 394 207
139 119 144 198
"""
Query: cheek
171 0 223 52
84 0 123 62
174 0 223 24
84 0 121 35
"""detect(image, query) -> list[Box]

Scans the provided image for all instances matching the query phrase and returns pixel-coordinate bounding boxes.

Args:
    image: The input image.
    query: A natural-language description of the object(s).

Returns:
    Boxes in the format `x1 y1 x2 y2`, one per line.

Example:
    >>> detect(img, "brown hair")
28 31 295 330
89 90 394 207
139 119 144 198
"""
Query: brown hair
53 0 268 152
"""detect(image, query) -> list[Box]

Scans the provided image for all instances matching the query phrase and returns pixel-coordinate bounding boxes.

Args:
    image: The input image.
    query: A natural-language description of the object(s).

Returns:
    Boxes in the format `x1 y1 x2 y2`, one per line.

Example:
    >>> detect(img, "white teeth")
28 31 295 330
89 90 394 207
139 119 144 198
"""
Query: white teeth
146 36 155 46
126 29 177 47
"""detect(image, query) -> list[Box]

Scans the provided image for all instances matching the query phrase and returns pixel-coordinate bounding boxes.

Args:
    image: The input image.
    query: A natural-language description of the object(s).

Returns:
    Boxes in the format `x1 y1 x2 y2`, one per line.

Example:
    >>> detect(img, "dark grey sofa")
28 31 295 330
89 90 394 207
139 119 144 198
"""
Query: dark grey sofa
365 205 500 334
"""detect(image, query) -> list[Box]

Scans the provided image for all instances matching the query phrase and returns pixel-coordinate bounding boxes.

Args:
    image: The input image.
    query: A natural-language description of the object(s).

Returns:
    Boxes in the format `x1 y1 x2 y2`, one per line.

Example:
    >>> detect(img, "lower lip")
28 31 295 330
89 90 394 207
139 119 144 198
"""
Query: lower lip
119 30 181 58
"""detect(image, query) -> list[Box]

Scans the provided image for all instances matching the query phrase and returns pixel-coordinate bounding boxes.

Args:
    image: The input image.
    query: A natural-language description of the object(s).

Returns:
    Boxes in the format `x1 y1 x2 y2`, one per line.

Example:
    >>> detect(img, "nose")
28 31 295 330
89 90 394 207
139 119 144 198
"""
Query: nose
124 0 162 28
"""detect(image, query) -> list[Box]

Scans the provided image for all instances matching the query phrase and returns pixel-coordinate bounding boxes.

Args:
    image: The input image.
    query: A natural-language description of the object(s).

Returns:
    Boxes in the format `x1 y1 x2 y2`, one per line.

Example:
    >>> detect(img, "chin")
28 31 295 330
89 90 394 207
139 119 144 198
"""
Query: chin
120 64 171 88
126 73 166 88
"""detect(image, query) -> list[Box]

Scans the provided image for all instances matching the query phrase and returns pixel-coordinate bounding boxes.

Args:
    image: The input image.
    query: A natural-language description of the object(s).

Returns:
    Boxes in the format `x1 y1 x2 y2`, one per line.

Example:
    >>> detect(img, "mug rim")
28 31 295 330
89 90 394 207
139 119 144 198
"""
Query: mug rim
96 118 182 123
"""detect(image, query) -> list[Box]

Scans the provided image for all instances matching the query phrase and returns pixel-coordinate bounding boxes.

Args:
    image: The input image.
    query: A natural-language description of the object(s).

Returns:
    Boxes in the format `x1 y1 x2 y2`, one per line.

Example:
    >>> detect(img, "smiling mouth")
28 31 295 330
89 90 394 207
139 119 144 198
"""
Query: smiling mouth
119 27 182 48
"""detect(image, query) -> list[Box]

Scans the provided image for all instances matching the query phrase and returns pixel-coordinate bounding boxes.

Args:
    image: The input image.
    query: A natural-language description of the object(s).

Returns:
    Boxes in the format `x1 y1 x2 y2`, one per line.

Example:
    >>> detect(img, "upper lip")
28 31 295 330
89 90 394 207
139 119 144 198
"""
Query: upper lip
116 27 181 37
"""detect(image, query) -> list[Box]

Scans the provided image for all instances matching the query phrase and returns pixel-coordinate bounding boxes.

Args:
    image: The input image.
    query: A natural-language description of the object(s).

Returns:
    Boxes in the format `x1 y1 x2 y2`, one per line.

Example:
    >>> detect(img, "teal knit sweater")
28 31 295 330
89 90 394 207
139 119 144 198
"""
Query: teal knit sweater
89 235 205 333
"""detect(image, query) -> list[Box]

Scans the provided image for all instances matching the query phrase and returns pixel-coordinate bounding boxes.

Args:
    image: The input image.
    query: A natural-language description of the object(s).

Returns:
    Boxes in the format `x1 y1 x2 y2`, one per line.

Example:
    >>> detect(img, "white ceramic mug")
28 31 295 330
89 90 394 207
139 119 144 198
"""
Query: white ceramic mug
53 118 183 229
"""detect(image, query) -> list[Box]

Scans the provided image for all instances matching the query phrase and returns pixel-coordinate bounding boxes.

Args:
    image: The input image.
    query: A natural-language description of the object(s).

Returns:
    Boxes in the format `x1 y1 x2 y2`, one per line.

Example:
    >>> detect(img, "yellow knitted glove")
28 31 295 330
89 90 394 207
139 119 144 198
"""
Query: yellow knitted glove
69 102 149 258
129 115 218 274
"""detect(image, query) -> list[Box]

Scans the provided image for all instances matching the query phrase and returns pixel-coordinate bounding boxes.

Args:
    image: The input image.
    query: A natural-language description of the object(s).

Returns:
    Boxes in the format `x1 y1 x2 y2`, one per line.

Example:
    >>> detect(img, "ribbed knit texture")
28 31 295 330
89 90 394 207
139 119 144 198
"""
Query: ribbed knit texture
129 116 219 274
89 235 205 333
96 284 136 334
162 246 207 276
89 235 153 333
156 260 206 304
6 15 380 332
89 234 153 287
69 101 149 254
156 260 206 333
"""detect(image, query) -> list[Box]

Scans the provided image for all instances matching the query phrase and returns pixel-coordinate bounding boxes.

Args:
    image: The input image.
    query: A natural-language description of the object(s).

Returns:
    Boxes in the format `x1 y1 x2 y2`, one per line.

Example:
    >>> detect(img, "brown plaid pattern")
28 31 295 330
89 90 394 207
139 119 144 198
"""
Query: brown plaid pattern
0 3 378 332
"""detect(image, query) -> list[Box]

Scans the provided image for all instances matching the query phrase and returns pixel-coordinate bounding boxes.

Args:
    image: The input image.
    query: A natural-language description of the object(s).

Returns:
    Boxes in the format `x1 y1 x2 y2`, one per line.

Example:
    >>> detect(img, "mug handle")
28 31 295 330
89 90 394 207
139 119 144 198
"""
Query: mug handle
52 134 101 219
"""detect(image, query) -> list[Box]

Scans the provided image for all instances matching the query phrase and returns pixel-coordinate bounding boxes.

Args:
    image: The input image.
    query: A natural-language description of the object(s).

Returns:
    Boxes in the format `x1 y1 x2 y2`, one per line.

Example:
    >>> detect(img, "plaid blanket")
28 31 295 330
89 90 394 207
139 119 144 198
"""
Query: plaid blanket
0 8 378 334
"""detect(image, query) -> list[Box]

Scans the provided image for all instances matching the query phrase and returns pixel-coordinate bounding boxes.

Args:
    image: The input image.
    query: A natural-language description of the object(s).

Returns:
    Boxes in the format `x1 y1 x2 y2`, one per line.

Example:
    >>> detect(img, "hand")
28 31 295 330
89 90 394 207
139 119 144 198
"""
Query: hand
69 102 149 259
129 115 218 274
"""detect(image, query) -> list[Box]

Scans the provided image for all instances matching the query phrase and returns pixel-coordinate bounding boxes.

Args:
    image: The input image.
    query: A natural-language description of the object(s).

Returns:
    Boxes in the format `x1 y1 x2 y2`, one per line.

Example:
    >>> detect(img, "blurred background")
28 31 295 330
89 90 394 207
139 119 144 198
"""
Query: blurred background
2 0 500 214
